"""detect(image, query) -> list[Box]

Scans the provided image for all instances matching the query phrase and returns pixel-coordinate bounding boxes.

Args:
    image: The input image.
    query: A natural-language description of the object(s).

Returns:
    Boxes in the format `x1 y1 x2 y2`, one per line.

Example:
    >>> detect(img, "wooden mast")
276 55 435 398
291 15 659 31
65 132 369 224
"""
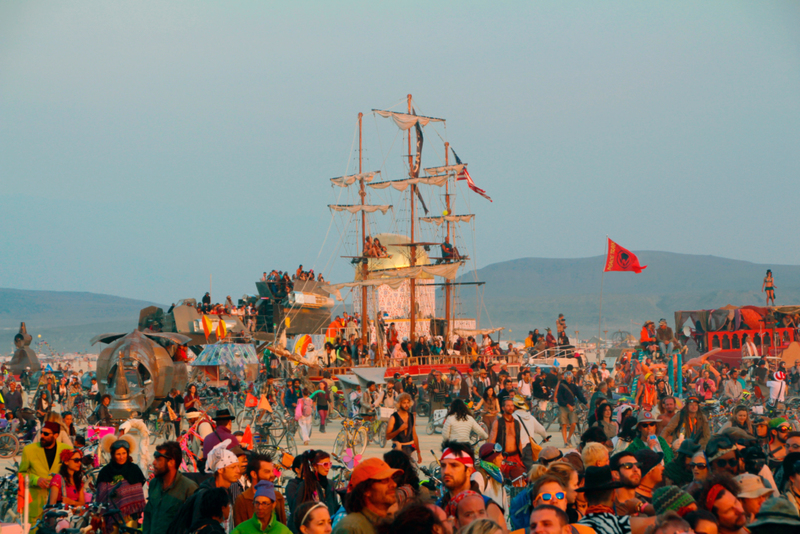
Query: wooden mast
444 141 451 349
408 94 416 341
358 112 369 349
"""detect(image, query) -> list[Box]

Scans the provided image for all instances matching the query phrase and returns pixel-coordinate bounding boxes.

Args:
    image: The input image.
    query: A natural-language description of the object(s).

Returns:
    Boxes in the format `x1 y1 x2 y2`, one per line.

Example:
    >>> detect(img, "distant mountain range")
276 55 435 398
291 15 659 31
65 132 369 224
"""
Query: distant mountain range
4 251 800 352
0 288 162 354
454 252 800 342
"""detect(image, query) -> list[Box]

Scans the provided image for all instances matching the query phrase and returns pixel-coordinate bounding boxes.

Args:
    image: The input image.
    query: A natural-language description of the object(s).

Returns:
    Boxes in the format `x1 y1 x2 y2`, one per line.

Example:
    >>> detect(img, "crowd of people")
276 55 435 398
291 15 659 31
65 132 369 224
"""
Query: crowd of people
8 328 800 534
262 266 326 294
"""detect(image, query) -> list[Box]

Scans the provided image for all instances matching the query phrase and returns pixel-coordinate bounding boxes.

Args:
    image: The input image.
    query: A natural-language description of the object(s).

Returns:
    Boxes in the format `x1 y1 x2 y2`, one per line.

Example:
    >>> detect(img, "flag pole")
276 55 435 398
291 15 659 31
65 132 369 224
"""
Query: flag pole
597 236 607 359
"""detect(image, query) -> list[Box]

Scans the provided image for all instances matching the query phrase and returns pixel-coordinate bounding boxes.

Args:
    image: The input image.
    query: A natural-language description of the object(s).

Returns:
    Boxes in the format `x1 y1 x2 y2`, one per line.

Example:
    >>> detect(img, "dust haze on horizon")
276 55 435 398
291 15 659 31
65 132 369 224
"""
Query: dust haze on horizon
1 1 799 305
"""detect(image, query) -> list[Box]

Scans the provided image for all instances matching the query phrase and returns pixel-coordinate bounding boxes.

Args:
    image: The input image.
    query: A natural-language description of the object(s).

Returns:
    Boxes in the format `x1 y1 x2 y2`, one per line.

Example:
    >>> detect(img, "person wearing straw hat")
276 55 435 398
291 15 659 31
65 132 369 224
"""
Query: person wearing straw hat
734 473 772 522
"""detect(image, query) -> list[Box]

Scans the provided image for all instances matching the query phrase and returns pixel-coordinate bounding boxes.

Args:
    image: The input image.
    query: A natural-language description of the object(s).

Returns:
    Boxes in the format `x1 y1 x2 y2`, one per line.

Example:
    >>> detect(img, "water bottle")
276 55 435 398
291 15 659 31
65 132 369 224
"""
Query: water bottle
649 434 662 452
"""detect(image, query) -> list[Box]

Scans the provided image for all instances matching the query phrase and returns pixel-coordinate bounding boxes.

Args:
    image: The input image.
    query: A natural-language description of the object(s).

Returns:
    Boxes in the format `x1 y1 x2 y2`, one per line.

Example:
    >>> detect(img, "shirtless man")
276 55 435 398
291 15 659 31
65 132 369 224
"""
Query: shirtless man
488 398 526 479
385 393 422 463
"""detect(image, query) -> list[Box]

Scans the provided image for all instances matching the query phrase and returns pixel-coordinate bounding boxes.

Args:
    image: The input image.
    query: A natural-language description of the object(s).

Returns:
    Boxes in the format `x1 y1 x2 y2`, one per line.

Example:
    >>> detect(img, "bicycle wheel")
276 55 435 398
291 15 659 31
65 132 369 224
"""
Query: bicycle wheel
354 427 368 456
377 422 387 448
418 402 430 418
333 431 346 457
237 409 255 430
426 418 435 435
285 433 298 456
0 433 19 458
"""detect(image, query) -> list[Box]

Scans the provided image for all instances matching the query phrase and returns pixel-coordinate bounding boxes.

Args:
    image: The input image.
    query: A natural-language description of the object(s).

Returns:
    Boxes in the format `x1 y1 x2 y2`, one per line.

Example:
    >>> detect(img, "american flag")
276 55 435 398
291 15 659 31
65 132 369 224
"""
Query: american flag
452 149 492 202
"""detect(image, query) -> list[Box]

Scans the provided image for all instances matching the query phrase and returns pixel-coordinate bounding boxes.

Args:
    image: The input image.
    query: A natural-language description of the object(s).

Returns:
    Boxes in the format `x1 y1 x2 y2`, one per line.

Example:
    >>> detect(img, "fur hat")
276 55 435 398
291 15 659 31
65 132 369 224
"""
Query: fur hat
100 433 137 456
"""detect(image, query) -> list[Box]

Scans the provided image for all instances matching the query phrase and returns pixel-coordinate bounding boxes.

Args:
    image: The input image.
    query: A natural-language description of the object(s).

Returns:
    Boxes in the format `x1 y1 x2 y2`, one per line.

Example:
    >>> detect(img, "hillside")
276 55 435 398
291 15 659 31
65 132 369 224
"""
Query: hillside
0 288 162 354
453 252 800 341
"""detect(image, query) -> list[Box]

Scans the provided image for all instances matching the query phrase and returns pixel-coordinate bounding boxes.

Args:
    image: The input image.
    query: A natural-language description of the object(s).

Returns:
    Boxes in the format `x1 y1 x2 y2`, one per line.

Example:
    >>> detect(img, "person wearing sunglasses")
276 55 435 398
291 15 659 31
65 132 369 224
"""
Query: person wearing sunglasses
706 436 741 477
47 449 86 507
767 418 792 468
608 452 655 517
626 411 674 464
290 451 339 518
19 420 73 523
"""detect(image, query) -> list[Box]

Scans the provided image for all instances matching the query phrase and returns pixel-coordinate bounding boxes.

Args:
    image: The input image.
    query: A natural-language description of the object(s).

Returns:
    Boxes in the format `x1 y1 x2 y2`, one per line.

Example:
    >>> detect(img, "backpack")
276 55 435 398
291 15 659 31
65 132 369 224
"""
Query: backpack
302 398 313 417
87 406 99 425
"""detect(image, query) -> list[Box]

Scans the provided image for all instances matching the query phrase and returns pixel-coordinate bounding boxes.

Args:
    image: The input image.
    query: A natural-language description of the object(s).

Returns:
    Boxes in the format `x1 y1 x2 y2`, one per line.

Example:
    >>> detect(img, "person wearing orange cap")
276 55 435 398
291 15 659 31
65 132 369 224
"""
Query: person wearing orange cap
331 458 402 534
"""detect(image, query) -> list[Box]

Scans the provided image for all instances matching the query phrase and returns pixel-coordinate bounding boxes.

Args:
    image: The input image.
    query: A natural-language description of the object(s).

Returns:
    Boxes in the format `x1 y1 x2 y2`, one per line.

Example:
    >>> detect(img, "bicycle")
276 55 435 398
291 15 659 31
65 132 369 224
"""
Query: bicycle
359 411 387 448
256 419 298 456
146 413 176 444
332 416 368 457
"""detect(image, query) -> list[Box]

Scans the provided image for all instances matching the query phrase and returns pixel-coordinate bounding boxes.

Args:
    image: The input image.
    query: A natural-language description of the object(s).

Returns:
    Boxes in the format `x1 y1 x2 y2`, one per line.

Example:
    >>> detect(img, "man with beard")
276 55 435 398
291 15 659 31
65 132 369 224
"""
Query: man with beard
706 436 741 478
144 441 198 534
386 393 422 463
767 418 792 468
436 441 506 532
578 466 655 534
611 452 655 516
656 396 677 437
19 421 72 523
489 398 526 479
332 458 401 534
234 453 286 527
692 475 747 534
633 449 665 503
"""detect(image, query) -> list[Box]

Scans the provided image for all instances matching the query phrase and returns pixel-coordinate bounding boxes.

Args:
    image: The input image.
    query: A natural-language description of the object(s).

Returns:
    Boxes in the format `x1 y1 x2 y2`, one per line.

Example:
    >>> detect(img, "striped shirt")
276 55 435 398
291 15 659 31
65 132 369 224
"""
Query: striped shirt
578 512 631 534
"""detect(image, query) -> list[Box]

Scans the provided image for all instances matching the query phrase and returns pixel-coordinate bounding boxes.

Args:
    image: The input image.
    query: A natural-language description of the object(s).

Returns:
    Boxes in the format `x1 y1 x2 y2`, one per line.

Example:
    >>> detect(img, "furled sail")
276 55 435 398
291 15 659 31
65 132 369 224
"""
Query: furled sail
328 204 391 215
368 262 462 281
454 327 505 337
373 109 445 130
424 164 465 176
321 262 461 301
330 171 380 187
420 214 475 226
368 174 448 192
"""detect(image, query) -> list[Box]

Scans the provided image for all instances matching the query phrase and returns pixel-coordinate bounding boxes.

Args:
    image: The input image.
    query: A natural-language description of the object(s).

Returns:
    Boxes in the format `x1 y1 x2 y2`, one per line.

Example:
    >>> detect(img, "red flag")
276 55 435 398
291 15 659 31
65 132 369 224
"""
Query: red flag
241 425 254 450
604 238 647 273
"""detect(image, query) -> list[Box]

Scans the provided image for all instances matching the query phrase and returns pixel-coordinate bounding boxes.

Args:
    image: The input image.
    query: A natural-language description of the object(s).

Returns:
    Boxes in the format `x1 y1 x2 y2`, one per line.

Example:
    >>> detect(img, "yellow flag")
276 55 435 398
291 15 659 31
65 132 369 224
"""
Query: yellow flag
216 319 228 340
202 315 213 340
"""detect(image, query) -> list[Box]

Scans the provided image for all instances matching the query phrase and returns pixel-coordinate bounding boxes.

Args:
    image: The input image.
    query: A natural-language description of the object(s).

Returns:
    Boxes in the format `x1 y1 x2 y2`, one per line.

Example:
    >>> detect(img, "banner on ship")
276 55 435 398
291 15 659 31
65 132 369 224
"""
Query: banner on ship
604 238 647 274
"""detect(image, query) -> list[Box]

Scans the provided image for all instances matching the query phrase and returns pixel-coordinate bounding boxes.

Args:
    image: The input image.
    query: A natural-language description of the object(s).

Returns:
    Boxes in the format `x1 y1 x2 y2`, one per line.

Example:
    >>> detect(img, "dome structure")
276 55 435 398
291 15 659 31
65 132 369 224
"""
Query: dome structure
355 233 433 281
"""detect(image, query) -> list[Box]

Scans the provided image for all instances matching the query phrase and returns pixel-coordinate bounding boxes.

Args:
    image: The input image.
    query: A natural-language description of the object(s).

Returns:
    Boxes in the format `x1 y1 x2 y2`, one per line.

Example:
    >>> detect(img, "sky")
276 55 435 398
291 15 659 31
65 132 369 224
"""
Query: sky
1 1 799 305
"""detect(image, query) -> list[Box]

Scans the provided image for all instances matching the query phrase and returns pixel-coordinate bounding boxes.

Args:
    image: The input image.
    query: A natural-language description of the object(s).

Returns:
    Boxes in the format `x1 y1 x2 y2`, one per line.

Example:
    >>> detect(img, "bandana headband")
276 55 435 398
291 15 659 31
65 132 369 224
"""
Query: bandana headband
441 448 474 468
706 484 726 512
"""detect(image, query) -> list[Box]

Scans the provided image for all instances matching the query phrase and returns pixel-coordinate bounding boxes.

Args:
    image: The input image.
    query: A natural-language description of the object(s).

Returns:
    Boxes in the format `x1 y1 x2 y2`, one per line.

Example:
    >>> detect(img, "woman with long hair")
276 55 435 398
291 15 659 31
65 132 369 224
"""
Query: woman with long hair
592 402 618 442
724 405 754 435
441 399 487 445
184 384 201 412
478 386 500 429
49 449 86 506
96 438 146 520
290 450 339 517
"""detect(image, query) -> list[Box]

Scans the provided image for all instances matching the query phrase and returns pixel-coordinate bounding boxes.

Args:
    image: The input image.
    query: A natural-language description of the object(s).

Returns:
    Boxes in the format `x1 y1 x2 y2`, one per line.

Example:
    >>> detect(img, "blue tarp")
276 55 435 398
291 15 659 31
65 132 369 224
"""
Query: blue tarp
191 343 258 381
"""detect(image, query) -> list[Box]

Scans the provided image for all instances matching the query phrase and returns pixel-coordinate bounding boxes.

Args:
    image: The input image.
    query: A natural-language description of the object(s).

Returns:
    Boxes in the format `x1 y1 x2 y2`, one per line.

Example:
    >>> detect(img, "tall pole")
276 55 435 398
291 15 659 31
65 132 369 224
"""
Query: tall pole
444 141 451 350
359 112 369 349
408 94 417 341
597 237 607 359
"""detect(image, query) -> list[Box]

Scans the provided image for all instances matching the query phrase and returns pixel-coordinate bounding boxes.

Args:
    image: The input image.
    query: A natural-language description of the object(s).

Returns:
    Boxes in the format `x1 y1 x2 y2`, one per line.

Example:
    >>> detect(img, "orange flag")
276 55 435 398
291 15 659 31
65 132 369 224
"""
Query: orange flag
202 315 213 341
245 392 258 408
241 425 254 450
216 319 228 340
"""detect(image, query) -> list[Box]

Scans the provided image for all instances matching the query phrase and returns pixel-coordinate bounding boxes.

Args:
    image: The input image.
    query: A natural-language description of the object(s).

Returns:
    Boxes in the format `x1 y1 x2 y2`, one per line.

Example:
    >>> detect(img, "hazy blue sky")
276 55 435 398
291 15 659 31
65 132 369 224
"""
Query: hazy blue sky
2 1 799 305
